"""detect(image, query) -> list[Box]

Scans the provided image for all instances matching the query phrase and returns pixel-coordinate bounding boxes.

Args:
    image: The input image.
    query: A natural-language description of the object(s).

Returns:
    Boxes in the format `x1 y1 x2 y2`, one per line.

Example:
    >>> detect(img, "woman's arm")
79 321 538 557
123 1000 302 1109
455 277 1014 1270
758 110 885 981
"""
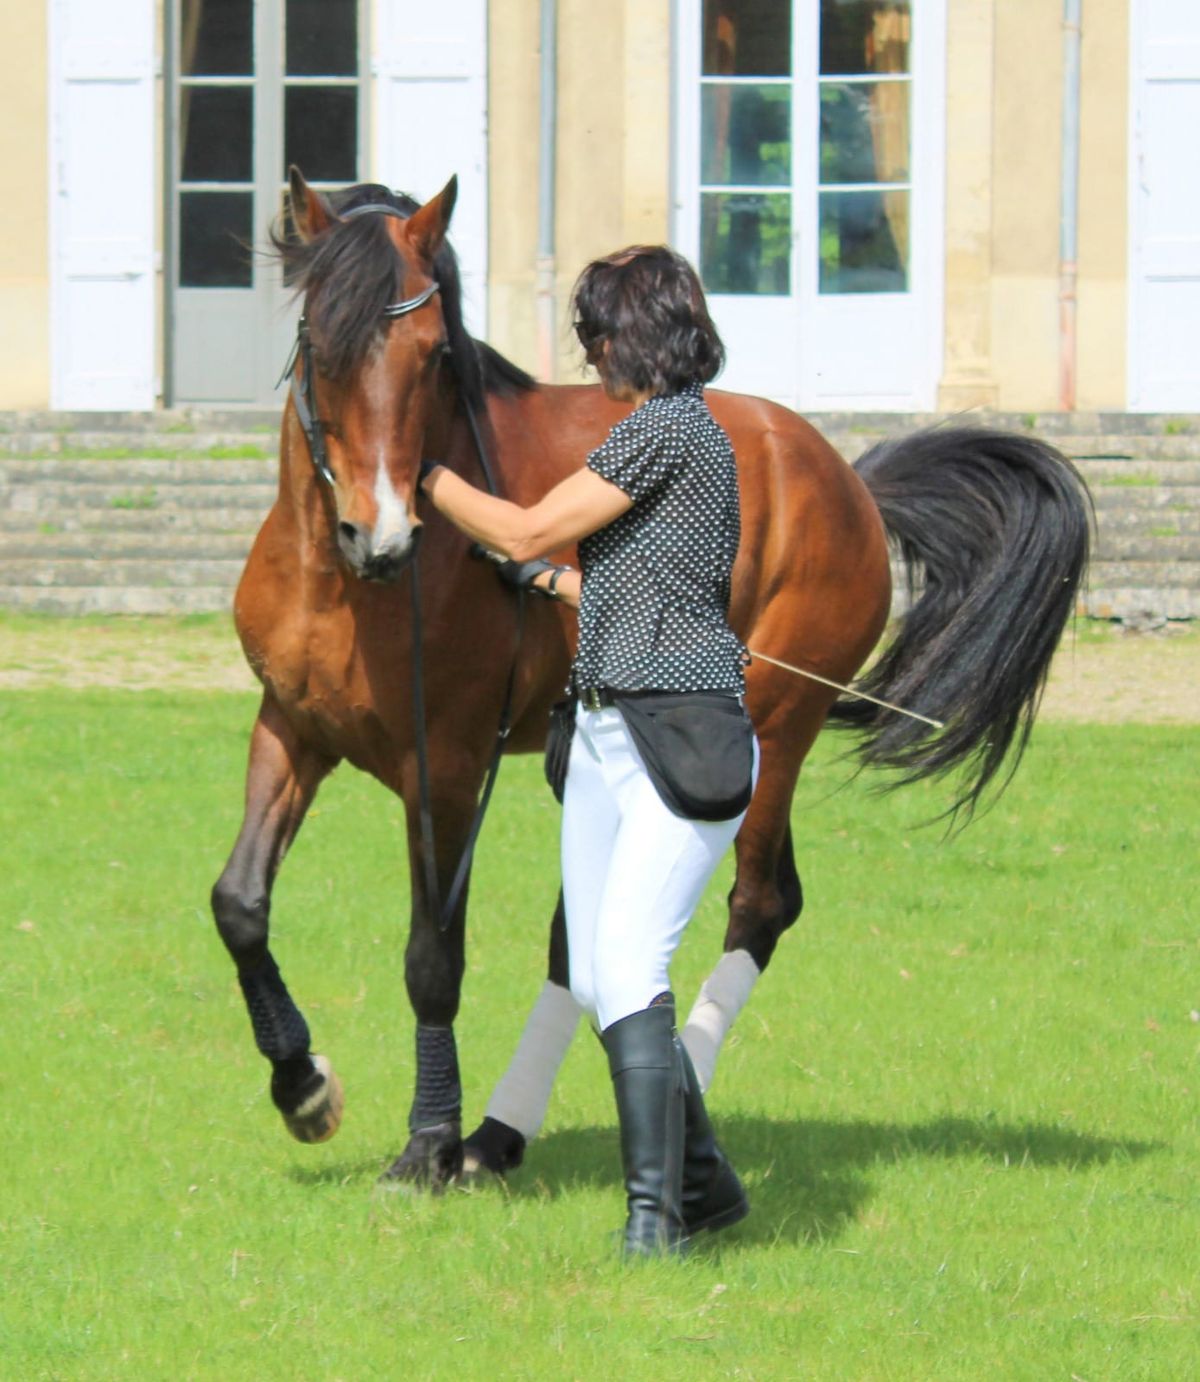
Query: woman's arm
420 463 632 563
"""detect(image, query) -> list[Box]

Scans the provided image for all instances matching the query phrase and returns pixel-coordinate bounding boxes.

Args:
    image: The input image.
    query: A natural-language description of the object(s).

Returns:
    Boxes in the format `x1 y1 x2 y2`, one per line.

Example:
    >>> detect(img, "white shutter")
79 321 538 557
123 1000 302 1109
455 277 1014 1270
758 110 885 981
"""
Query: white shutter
49 0 155 411
1129 1 1200 410
372 0 488 336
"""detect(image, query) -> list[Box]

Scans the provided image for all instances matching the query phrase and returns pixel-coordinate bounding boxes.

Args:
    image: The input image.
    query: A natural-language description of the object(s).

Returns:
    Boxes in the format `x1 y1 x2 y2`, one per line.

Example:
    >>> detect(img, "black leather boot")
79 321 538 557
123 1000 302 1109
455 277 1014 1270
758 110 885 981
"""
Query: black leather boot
600 1002 687 1258
678 1039 749 1236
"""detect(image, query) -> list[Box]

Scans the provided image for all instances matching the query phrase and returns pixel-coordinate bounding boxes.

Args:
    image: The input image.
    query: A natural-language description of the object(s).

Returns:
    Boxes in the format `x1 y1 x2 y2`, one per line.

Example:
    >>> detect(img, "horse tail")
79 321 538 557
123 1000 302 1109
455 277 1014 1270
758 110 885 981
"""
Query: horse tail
828 425 1092 822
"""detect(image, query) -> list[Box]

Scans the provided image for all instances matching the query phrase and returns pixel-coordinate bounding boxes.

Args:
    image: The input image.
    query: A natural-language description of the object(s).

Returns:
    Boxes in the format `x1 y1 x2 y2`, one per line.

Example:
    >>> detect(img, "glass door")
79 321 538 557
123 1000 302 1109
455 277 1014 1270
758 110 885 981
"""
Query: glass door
676 0 945 411
169 0 361 405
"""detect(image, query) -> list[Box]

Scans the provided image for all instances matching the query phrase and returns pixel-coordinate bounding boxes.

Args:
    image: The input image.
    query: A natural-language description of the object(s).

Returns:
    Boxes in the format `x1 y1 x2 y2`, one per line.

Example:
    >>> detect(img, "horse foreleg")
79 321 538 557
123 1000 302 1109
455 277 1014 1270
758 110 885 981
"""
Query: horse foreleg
211 695 338 1141
380 790 482 1191
461 894 583 1177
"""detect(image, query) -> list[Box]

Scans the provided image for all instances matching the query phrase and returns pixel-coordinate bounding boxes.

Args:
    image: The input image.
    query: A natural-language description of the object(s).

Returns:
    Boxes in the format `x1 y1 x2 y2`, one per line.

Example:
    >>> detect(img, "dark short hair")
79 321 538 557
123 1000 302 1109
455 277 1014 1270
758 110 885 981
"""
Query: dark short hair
571 246 725 396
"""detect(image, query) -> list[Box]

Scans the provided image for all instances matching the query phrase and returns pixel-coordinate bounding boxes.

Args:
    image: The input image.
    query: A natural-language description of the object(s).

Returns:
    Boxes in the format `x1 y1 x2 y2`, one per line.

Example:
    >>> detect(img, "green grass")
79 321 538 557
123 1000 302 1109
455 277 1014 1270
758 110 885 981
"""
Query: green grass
1 691 1196 1379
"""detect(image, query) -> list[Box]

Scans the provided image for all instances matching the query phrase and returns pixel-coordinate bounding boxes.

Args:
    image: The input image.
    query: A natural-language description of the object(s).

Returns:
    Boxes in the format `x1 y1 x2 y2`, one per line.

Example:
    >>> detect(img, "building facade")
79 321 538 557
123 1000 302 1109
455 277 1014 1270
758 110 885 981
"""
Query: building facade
0 1 1195 415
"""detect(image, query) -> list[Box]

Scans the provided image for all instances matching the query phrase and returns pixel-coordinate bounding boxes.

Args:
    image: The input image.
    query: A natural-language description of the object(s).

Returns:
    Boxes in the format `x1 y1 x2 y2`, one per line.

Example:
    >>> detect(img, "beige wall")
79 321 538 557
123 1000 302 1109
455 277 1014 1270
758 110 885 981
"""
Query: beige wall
488 0 672 383
0 7 50 409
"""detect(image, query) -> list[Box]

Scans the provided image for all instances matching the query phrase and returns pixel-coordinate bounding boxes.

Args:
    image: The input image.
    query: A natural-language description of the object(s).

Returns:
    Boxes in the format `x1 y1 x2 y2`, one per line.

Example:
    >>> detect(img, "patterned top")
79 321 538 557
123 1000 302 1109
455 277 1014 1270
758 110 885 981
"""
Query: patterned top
572 382 746 695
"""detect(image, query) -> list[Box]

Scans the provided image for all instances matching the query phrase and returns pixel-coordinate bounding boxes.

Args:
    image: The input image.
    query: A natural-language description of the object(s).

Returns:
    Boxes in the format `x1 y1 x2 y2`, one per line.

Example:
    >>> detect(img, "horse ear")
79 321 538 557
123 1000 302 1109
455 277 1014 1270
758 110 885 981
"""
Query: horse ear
289 166 334 242
405 176 458 263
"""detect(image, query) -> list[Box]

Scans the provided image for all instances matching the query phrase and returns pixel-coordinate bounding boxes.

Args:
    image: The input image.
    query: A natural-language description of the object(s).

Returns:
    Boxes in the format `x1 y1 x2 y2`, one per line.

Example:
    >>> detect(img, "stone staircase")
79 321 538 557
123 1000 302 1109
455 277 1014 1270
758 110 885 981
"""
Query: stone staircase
1 408 1197 619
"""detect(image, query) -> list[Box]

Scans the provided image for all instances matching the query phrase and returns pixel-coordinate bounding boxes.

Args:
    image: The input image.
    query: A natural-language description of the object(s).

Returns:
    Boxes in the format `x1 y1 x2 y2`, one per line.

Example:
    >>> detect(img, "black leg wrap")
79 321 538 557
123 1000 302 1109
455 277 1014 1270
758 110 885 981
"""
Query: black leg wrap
408 1025 462 1132
239 956 311 1062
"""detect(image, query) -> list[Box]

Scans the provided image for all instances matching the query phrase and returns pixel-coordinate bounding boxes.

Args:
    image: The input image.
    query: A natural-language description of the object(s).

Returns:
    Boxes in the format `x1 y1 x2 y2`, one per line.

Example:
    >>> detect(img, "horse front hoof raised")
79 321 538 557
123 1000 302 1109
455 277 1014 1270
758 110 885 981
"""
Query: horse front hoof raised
273 1053 345 1144
378 1120 463 1192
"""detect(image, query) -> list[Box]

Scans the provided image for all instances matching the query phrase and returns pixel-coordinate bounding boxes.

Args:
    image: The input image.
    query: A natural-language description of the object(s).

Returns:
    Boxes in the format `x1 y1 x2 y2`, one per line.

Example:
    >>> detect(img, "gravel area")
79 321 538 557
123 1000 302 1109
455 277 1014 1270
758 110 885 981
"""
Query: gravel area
0 615 1196 723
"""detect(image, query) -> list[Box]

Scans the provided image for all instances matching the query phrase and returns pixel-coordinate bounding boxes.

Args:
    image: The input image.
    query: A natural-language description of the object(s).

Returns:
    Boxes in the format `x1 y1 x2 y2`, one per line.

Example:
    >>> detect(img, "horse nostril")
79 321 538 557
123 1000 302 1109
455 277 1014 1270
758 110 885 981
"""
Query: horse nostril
338 520 364 550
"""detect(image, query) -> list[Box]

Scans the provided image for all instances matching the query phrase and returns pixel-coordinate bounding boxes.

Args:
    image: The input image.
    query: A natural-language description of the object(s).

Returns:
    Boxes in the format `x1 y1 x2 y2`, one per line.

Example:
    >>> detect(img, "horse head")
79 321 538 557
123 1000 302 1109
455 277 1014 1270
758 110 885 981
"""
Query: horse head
281 167 460 583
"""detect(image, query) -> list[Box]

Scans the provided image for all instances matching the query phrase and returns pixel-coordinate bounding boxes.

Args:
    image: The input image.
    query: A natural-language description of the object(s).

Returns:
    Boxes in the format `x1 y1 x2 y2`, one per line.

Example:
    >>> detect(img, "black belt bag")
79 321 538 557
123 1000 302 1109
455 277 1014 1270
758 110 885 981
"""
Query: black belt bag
613 691 755 822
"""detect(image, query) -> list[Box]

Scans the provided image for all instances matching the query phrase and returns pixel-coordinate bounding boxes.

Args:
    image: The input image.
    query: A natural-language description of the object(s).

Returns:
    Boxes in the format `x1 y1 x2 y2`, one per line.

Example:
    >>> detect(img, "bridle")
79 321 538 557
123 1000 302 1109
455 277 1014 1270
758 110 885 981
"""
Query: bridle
282 199 521 932
283 202 442 490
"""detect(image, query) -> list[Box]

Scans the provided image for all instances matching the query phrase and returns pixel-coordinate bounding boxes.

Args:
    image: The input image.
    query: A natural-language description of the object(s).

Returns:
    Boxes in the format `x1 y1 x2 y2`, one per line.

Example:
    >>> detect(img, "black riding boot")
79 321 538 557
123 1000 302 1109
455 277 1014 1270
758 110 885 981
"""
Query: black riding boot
600 1001 687 1258
677 1039 749 1236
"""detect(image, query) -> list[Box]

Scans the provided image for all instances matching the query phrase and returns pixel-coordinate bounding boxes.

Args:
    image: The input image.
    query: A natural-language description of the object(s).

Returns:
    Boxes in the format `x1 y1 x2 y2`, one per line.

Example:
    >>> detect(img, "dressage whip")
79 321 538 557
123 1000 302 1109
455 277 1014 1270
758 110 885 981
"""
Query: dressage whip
748 650 945 730
474 548 943 730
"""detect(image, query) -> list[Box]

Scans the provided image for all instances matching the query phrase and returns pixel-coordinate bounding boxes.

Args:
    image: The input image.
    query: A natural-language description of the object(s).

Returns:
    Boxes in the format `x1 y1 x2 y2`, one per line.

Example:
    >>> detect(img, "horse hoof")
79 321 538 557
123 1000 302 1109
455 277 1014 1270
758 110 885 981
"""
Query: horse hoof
460 1116 526 1182
278 1054 344 1144
378 1120 462 1192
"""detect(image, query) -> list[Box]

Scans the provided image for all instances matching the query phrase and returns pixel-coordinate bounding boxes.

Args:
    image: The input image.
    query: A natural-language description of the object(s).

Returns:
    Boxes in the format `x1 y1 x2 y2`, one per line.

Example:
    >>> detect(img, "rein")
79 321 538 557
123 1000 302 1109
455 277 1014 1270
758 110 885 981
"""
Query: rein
283 200 521 932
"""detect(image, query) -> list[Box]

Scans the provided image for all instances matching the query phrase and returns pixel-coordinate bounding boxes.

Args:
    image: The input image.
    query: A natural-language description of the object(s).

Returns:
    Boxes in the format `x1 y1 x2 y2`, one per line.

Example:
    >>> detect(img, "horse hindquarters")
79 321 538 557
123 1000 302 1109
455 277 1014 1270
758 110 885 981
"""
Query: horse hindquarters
211 695 343 1142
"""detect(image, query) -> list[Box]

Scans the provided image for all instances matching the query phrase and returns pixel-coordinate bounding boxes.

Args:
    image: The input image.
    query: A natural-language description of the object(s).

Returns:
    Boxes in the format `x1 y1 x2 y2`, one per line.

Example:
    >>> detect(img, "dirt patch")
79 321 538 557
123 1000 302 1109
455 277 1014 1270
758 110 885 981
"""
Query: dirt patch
0 613 1196 722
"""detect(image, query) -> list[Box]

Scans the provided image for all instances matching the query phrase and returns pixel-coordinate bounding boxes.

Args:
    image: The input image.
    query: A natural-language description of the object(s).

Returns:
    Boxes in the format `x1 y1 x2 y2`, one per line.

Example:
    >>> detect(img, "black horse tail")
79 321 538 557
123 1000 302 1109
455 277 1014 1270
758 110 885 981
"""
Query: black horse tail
828 425 1092 822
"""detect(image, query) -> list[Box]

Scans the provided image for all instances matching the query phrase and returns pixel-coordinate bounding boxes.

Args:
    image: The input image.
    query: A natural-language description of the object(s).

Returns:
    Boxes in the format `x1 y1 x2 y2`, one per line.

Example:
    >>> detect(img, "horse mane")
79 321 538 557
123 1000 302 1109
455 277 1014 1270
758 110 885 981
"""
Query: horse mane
269 183 535 410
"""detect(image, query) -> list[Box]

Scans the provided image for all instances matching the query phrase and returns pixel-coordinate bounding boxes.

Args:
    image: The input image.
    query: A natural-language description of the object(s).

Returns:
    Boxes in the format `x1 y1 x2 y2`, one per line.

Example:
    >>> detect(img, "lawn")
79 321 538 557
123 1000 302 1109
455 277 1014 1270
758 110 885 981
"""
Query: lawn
1 689 1196 1379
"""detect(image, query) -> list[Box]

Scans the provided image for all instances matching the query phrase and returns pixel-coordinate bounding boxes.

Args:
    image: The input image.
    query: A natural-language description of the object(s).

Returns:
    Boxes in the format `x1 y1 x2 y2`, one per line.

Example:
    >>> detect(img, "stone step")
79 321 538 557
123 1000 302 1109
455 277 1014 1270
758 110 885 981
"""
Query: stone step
0 506 270 535
828 432 1200 465
1092 533 1200 561
1084 559 1200 588
1088 508 1200 534
0 557 245 588
1080 587 1200 620
0 458 275 485
0 585 236 616
0 532 255 560
1074 458 1200 484
3 482 277 517
1086 487 1199 513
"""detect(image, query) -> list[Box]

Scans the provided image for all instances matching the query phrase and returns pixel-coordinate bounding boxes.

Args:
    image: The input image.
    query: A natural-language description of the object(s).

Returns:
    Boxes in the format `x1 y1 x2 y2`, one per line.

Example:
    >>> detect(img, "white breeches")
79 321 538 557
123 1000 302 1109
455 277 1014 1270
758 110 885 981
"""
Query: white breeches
561 703 757 1033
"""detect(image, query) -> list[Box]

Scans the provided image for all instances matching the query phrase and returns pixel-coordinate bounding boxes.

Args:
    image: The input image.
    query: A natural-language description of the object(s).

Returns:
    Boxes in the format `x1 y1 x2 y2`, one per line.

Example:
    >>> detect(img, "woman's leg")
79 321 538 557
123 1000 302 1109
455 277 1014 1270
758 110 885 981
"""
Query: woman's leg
559 706 624 1021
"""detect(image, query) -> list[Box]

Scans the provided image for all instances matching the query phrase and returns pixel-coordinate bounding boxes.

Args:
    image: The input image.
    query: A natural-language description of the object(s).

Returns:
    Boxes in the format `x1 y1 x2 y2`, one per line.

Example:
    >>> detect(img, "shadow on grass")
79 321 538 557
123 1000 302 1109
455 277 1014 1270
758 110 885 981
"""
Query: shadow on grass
515 1113 1162 1248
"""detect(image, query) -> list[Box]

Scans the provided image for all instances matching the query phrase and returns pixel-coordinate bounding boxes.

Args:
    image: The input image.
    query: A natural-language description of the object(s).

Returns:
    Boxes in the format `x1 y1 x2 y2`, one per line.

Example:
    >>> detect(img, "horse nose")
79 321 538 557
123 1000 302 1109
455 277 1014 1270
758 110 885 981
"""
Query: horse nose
369 523 421 580
337 518 420 582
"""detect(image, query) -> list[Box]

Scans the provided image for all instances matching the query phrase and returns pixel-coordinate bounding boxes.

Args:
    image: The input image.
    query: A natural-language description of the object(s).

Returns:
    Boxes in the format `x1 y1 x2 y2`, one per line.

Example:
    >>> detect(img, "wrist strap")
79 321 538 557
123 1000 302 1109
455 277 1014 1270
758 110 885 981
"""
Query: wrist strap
547 565 570 600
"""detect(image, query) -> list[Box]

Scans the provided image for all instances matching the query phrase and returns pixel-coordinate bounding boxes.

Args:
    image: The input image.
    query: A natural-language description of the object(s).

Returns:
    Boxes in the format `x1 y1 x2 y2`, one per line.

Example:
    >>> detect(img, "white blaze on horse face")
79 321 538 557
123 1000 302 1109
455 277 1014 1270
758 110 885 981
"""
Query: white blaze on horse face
372 457 414 551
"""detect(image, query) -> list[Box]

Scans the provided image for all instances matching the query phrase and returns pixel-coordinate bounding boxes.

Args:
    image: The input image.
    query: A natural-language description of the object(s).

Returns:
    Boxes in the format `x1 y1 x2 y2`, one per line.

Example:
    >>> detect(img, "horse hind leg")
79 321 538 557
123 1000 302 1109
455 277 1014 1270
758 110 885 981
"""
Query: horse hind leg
211 696 340 1143
461 892 583 1178
681 813 803 1093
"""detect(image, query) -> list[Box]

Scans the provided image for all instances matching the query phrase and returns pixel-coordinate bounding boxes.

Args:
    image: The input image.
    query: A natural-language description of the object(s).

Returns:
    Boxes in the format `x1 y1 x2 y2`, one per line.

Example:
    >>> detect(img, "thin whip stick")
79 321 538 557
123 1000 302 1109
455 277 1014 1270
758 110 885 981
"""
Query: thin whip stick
749 650 945 730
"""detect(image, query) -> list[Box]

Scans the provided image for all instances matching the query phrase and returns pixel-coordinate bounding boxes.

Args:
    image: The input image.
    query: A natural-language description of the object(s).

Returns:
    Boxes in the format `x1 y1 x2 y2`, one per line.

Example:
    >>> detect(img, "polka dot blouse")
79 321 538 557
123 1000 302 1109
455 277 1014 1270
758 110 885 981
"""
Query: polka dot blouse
573 382 747 696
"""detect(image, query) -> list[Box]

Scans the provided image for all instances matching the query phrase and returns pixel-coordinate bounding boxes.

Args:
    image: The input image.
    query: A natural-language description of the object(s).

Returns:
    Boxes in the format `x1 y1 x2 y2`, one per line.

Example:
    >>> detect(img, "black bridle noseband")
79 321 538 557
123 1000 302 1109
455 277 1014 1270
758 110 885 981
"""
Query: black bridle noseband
282 200 520 932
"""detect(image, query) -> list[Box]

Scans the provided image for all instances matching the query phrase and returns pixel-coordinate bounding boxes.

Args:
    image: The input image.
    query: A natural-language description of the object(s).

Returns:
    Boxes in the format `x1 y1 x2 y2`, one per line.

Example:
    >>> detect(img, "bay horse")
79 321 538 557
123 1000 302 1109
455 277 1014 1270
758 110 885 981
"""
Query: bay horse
211 170 1090 1189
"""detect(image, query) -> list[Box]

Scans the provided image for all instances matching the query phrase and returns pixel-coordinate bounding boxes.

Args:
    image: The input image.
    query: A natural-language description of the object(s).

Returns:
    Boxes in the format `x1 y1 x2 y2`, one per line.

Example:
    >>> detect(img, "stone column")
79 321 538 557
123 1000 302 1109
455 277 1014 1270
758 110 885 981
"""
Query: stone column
938 0 999 410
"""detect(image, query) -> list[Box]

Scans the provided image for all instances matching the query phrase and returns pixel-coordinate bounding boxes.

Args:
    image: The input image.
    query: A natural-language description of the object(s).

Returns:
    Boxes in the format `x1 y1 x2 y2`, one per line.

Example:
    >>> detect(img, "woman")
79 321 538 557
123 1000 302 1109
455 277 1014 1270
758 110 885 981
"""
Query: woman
420 245 756 1257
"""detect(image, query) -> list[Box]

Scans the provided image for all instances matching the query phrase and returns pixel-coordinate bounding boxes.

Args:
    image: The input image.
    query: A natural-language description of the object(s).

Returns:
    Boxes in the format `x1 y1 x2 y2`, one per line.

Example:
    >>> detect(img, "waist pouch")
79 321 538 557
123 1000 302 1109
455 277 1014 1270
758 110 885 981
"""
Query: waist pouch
543 696 577 804
613 691 754 822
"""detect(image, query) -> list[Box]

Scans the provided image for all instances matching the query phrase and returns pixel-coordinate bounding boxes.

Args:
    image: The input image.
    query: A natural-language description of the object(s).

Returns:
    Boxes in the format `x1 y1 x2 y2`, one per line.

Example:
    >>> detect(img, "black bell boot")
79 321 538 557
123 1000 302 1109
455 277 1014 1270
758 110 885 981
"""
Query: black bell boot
677 1039 749 1237
600 1001 687 1258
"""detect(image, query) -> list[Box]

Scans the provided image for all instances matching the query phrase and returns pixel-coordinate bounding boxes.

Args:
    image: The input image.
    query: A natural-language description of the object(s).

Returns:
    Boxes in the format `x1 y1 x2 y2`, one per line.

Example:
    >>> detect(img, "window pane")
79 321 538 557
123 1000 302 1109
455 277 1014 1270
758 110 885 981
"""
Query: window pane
820 82 909 184
181 0 253 77
819 189 908 293
180 87 253 182
180 191 253 287
701 192 791 294
702 85 790 186
284 87 358 181
287 0 357 77
703 0 792 77
821 1 911 77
